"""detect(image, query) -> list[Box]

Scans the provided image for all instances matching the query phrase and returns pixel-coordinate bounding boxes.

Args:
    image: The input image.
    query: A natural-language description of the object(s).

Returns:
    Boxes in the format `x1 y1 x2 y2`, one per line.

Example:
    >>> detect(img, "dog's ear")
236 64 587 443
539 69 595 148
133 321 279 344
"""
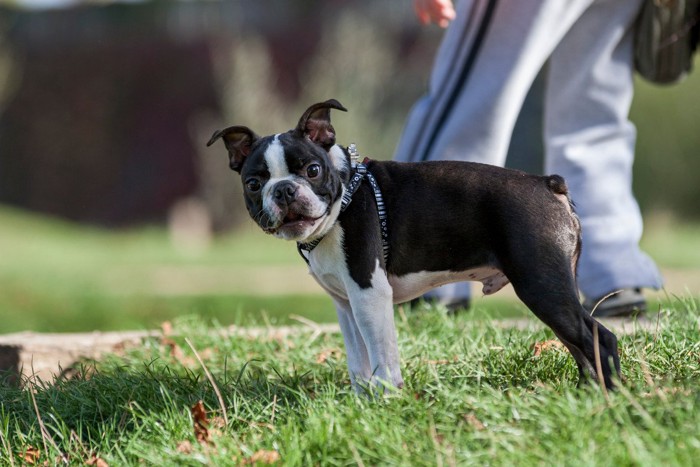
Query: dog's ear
207 126 259 173
295 99 347 150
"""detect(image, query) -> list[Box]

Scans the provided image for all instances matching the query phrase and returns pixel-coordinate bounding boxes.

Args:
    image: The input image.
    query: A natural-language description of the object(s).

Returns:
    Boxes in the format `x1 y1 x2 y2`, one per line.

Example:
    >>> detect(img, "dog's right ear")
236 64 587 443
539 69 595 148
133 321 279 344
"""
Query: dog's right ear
295 99 347 150
206 126 259 173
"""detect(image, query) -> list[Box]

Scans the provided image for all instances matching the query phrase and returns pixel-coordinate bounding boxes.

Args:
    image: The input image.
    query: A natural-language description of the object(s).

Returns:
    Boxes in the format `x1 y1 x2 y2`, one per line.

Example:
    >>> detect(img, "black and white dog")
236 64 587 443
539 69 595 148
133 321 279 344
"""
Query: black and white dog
207 99 621 391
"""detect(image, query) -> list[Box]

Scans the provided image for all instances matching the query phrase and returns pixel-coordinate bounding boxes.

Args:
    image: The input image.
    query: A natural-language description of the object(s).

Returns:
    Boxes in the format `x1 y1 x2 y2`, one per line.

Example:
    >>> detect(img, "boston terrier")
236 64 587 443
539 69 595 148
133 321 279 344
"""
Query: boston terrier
207 99 621 391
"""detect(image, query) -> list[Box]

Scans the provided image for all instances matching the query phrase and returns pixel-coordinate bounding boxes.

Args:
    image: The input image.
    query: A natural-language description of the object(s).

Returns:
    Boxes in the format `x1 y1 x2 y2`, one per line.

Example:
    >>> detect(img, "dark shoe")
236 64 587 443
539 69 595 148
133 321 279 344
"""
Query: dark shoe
583 288 647 318
444 298 472 314
408 297 471 314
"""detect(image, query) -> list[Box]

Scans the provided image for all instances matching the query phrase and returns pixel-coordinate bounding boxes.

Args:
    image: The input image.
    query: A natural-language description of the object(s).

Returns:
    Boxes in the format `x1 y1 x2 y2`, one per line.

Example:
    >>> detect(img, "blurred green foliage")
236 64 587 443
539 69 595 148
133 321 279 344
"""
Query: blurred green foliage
632 57 700 218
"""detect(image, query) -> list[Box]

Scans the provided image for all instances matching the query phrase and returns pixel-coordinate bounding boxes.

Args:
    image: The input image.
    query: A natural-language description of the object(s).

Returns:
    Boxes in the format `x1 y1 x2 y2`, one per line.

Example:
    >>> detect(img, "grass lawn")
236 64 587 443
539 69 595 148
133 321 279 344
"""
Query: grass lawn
1 207 700 464
0 205 333 332
1 205 699 333
0 206 537 333
1 301 699 465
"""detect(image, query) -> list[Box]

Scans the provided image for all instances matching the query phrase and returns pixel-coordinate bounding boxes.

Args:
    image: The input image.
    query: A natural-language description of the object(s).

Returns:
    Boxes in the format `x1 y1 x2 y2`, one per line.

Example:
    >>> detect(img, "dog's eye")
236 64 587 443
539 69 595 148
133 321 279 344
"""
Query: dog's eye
246 178 262 192
306 164 321 179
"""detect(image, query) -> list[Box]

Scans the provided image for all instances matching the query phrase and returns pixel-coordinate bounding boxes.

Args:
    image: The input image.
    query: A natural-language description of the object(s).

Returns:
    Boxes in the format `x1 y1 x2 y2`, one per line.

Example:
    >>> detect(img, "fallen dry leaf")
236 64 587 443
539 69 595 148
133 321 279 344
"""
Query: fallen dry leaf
86 454 109 466
533 339 566 357
316 348 342 364
244 449 281 465
191 401 211 445
210 416 227 429
425 356 459 365
463 412 486 431
161 337 197 366
162 337 185 360
176 440 193 454
208 415 226 438
22 446 41 464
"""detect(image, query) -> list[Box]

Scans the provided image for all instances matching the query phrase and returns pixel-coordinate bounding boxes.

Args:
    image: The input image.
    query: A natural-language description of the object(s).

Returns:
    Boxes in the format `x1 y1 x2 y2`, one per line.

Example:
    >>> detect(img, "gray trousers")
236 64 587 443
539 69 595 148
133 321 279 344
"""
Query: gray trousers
394 0 663 301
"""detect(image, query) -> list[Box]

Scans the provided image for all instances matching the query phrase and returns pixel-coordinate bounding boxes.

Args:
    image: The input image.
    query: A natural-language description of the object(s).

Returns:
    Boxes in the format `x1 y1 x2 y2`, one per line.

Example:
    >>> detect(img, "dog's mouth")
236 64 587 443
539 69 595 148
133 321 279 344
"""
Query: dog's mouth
263 210 325 235
283 211 310 224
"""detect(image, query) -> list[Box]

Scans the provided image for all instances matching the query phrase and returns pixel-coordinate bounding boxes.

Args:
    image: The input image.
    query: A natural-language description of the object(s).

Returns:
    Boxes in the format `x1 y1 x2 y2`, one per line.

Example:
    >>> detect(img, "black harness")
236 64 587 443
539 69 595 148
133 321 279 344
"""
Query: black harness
297 146 389 266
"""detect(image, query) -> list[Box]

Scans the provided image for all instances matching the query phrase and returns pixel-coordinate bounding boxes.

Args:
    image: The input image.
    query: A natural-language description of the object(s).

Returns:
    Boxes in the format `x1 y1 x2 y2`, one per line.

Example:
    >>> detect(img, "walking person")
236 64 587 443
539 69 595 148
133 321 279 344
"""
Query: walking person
398 0 663 316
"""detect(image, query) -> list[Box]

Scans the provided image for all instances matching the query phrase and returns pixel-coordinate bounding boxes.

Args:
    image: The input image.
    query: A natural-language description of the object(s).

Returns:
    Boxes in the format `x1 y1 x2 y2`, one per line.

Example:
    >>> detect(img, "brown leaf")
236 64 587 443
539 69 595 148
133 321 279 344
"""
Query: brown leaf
210 416 227 429
244 449 281 465
315 348 342 364
191 401 211 445
162 337 184 359
463 412 485 431
161 337 196 366
86 454 109 466
425 356 459 365
23 446 41 464
176 440 193 454
208 415 226 438
533 339 566 357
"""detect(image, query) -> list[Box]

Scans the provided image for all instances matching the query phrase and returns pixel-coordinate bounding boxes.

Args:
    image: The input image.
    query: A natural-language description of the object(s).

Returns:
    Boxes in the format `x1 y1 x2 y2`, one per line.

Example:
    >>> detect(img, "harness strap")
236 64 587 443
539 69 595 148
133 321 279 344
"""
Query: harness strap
297 157 389 266
364 169 389 264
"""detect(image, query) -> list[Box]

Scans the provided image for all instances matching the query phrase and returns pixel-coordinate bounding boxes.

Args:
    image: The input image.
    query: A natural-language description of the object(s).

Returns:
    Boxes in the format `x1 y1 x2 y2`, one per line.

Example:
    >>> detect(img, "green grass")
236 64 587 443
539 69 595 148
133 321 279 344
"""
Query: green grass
0 205 325 332
0 206 535 333
0 290 336 332
1 300 699 465
640 220 700 270
2 206 699 464
1 205 699 332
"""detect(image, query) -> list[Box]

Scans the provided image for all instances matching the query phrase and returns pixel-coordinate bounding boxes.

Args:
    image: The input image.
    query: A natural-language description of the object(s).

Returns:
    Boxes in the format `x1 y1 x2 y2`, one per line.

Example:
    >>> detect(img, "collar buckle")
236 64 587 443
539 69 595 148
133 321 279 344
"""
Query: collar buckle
347 142 360 164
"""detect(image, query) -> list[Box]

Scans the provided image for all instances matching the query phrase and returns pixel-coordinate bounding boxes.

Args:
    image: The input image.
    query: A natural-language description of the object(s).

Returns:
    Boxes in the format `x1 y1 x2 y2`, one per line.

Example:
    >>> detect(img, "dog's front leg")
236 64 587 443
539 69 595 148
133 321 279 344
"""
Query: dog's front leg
347 275 404 392
334 298 372 391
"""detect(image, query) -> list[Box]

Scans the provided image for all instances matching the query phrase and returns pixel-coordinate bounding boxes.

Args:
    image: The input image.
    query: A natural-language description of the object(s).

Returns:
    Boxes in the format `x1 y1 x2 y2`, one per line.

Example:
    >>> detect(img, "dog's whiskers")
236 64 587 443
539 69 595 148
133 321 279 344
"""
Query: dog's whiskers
251 209 278 233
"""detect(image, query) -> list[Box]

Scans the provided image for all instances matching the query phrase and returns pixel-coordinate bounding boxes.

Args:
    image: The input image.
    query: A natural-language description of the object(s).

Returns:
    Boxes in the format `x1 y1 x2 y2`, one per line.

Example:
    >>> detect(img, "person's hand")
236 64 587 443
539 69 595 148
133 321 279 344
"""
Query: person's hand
414 0 456 28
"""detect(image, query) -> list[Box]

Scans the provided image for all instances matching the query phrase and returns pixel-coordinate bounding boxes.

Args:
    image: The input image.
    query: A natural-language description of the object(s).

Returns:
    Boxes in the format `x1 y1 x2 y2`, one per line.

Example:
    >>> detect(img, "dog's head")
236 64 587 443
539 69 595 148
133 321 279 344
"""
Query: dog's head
207 99 351 242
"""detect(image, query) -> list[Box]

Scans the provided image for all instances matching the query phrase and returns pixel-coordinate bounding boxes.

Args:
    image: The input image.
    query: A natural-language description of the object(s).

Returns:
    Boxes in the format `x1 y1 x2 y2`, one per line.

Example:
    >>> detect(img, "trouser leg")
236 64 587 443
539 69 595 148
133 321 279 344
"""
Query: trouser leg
544 0 663 299
395 0 592 303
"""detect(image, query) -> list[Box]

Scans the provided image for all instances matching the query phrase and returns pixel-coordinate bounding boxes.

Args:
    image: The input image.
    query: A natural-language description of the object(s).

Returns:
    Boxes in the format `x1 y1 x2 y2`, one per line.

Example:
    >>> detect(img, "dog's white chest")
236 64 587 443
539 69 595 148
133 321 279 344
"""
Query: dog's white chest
307 226 352 301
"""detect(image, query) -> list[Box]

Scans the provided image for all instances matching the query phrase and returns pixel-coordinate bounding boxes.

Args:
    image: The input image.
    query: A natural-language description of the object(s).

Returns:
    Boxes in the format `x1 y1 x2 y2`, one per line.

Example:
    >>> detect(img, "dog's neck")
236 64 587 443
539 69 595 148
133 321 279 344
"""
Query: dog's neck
297 154 389 265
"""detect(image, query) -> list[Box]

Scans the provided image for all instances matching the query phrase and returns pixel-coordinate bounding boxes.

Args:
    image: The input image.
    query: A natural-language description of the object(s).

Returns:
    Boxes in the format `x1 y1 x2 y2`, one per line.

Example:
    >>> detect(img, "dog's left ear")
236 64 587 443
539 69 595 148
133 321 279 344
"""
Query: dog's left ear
207 125 259 173
295 99 347 150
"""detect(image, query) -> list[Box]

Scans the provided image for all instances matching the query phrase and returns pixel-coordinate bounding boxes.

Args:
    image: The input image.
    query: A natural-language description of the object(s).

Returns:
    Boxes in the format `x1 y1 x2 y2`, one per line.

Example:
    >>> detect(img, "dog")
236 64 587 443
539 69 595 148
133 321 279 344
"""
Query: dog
207 99 621 391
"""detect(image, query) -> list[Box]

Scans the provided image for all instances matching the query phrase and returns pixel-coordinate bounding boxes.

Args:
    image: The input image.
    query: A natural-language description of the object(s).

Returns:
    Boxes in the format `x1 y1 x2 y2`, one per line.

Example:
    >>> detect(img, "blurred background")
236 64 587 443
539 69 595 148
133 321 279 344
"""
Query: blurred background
0 0 698 333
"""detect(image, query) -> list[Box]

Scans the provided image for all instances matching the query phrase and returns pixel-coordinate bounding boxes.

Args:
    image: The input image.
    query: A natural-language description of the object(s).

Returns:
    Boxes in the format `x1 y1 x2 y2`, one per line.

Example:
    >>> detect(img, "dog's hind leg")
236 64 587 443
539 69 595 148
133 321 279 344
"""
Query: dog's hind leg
506 260 621 388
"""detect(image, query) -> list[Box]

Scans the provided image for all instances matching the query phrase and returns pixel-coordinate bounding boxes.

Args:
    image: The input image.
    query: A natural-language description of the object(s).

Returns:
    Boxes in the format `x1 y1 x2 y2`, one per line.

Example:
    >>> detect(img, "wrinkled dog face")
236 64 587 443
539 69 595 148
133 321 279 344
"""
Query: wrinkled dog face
207 100 350 242
239 132 345 241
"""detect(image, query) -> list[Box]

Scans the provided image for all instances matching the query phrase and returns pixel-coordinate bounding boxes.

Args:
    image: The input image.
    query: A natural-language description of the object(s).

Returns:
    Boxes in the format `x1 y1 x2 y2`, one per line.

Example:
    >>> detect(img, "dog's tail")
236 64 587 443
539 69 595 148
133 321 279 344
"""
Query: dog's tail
547 174 568 196
546 175 574 211
547 174 582 282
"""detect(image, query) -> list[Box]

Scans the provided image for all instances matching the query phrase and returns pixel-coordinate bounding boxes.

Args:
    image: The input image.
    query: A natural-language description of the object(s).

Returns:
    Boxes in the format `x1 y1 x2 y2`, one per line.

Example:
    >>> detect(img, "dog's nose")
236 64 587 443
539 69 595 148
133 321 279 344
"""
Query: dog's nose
273 181 297 204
